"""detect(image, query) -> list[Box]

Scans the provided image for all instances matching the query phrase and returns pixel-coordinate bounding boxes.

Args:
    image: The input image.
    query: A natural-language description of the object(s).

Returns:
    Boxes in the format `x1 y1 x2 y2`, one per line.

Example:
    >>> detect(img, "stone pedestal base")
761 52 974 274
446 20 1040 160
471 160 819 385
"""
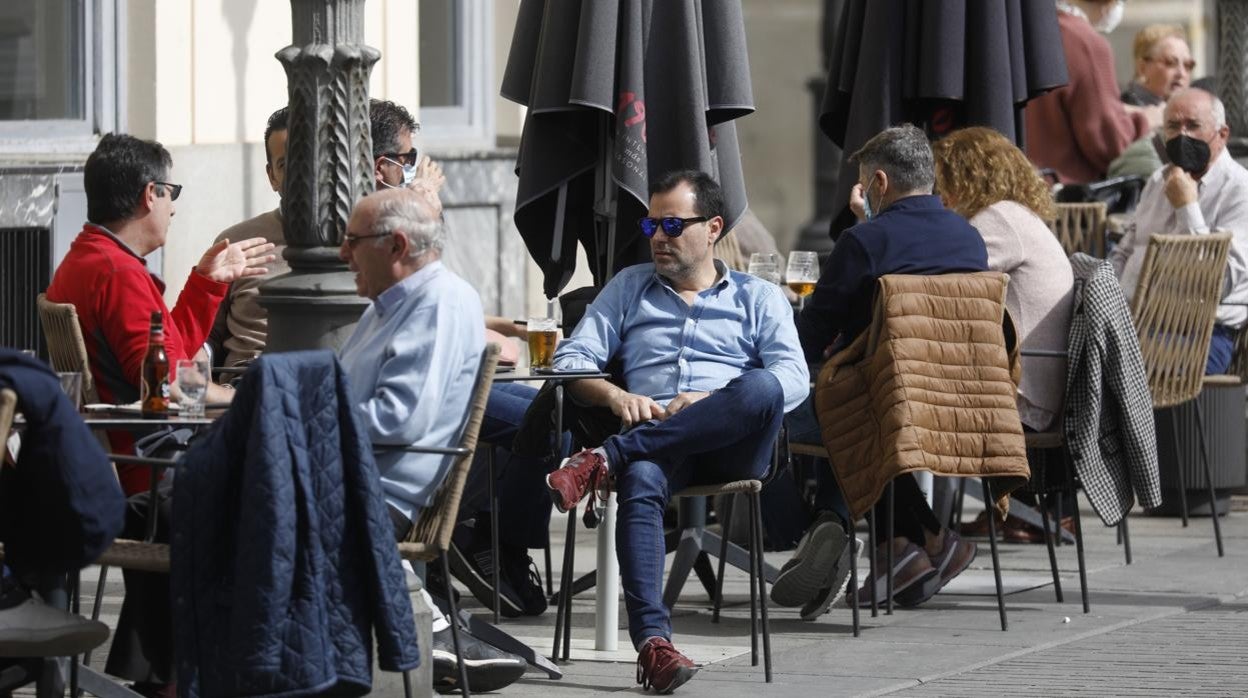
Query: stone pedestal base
259 248 369 353
373 571 433 697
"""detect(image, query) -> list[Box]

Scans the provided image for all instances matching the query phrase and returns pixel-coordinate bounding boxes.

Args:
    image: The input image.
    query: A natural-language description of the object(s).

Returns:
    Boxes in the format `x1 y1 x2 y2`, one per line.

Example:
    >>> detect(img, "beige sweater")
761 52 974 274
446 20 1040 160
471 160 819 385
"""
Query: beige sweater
208 209 289 367
970 201 1074 430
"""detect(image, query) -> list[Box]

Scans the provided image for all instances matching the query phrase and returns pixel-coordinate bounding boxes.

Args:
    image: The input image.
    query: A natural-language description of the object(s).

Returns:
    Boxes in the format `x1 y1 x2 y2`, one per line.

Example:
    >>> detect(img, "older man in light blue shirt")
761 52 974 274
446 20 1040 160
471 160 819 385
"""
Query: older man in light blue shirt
337 190 484 522
546 170 808 693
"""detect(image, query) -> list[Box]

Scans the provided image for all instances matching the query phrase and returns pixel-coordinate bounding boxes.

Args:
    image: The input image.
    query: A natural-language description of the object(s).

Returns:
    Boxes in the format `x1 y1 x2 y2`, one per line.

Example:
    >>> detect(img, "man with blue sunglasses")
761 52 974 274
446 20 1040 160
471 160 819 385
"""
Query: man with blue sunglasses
546 170 809 693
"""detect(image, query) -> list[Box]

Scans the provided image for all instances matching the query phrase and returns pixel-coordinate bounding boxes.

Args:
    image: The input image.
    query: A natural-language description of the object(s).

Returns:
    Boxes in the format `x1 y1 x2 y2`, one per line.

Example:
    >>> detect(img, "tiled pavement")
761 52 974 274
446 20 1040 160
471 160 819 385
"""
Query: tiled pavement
38 497 1248 696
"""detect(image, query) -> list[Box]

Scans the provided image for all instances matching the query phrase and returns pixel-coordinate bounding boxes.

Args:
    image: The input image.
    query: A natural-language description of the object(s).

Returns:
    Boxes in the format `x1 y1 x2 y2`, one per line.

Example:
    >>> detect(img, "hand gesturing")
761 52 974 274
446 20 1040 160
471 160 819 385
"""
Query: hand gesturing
195 237 277 284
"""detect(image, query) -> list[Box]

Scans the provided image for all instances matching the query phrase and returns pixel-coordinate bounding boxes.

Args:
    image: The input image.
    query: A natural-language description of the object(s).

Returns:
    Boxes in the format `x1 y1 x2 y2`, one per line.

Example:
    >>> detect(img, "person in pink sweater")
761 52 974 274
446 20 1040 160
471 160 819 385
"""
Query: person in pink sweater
1025 1 1157 184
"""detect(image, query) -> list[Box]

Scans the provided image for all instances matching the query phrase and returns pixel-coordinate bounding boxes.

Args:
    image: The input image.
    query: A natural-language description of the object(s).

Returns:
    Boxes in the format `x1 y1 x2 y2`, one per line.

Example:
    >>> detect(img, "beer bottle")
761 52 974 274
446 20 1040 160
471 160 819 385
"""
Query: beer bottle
140 311 170 418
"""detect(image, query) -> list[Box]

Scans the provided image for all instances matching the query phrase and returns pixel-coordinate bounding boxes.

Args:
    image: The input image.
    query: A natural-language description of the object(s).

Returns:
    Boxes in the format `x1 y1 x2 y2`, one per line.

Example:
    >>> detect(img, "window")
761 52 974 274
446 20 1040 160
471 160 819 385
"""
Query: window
0 0 119 147
418 0 492 148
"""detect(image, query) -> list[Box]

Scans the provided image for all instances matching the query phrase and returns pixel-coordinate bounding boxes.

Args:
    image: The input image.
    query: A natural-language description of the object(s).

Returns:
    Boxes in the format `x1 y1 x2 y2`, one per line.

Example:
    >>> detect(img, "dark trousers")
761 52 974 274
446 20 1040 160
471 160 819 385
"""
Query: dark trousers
872 474 943 547
105 480 174 684
602 369 786 648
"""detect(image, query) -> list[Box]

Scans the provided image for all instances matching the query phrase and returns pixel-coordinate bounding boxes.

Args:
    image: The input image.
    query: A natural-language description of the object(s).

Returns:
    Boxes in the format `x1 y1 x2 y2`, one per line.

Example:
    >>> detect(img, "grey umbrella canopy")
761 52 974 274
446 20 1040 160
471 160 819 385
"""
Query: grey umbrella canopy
502 0 754 297
820 0 1069 238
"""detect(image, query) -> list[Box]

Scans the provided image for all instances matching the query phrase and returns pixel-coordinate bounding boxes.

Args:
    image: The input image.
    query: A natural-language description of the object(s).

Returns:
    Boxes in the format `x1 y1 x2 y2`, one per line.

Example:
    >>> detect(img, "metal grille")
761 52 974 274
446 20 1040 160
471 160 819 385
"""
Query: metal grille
0 227 50 354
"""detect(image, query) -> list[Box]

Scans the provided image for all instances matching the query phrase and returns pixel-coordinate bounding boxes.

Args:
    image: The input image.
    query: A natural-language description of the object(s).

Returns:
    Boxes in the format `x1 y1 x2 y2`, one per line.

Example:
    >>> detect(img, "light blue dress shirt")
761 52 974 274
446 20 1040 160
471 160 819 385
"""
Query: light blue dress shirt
338 261 485 520
553 261 809 413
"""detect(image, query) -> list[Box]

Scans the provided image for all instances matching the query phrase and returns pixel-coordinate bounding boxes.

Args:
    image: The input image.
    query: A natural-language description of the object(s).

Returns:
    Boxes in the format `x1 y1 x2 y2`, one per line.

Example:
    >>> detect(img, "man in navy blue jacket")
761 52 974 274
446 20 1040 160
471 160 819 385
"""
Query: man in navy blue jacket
778 124 989 618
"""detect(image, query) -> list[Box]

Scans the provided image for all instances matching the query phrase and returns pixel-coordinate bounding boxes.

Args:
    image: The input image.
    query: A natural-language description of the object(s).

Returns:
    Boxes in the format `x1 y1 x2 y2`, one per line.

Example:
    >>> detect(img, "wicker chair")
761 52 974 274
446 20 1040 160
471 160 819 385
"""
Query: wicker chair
1130 232 1233 557
393 343 500 698
36 293 172 575
1048 202 1108 258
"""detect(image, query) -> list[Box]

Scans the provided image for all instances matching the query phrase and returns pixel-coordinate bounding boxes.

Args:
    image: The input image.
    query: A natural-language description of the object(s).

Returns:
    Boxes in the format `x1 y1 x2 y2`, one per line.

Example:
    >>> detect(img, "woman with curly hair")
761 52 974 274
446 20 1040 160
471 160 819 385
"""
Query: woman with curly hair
933 127 1074 432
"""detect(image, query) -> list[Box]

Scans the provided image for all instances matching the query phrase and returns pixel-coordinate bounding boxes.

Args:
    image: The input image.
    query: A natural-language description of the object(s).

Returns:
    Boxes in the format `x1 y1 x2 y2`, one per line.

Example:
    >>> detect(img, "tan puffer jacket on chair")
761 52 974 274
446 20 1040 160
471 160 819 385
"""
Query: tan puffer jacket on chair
815 272 1031 520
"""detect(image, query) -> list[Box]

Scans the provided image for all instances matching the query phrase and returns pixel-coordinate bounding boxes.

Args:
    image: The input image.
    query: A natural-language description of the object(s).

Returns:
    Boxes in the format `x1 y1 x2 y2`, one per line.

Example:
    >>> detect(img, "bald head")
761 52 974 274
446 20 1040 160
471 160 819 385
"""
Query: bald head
341 189 445 299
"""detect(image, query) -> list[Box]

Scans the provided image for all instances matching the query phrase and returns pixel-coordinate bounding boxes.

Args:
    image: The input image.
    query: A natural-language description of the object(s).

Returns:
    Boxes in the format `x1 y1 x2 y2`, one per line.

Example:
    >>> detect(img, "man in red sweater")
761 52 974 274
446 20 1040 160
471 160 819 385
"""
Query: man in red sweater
45 133 274 494
44 134 273 694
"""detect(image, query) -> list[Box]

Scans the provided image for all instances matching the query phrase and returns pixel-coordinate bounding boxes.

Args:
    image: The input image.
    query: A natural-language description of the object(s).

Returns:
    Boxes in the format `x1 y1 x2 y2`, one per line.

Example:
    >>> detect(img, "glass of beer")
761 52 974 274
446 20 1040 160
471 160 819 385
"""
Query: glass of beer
786 251 819 309
527 317 559 371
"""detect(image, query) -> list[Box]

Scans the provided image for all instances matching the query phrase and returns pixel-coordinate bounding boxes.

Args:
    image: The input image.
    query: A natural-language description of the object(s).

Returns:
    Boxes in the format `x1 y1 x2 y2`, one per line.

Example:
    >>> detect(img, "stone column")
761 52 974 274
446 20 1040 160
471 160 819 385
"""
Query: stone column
260 0 379 352
1220 0 1248 158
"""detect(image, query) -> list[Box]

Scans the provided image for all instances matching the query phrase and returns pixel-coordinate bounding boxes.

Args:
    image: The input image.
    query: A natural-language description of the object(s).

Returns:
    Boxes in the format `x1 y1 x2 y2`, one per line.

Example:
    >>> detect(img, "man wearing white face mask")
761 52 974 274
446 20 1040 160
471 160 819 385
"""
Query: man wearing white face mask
1025 0 1158 184
369 99 445 193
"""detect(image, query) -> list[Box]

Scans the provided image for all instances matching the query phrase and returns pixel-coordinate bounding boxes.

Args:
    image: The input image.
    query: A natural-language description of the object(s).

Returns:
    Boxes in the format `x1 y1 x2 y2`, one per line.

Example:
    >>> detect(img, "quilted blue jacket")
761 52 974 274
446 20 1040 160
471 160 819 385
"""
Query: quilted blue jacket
172 350 419 698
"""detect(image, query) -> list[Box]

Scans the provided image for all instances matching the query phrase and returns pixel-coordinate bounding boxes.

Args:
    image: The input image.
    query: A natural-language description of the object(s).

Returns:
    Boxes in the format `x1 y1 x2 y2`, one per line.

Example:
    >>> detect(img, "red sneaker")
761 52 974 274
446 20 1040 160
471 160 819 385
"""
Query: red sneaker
545 449 607 513
636 637 698 693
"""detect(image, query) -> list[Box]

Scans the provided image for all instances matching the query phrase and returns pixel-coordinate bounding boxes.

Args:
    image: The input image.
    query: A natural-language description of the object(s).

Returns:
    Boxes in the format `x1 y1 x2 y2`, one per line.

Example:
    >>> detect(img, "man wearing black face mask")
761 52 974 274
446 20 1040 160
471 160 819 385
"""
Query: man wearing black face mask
1112 88 1248 373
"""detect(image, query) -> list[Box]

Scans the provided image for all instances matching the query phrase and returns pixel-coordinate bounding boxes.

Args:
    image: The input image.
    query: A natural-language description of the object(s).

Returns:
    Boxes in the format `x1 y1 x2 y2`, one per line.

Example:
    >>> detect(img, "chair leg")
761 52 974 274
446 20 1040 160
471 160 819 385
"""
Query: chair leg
544 534 554 597
867 509 878 617
752 493 772 683
82 566 109 671
1041 493 1063 603
552 509 577 661
848 527 860 638
885 481 894 616
1192 400 1225 557
1169 409 1190 528
981 480 1007 631
952 477 967 530
1071 491 1089 614
712 494 736 623
1120 518 1133 565
747 495 758 666
402 668 413 698
441 554 472 697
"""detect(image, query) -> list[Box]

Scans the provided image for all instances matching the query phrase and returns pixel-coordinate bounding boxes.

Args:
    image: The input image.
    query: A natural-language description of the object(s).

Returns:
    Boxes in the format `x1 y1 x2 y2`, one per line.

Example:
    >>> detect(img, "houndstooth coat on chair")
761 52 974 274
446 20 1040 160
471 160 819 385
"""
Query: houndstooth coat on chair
1064 254 1161 526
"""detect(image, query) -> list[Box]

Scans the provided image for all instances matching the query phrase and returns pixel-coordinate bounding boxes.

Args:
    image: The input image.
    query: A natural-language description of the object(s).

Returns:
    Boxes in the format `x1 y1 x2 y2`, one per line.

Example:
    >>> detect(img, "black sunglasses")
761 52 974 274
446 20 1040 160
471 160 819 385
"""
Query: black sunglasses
638 216 707 238
379 148 420 167
153 181 182 201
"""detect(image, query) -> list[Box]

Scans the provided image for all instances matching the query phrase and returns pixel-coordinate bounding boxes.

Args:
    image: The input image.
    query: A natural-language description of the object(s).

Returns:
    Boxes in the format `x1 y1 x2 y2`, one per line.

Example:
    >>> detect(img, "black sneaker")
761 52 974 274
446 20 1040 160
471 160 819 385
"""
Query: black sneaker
431 626 527 694
500 550 548 617
800 537 862 620
448 539 527 618
770 513 849 607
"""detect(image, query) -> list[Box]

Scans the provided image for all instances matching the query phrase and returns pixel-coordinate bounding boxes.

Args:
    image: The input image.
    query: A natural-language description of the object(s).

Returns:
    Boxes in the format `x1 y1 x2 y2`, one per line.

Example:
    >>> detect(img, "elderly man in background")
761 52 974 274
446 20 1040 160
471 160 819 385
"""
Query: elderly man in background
1112 88 1248 374
336 188 528 693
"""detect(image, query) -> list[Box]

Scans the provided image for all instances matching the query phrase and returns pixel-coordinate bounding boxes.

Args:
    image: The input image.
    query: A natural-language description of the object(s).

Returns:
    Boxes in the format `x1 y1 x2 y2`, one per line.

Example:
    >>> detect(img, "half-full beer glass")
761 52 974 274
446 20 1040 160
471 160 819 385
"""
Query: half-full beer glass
527 317 558 370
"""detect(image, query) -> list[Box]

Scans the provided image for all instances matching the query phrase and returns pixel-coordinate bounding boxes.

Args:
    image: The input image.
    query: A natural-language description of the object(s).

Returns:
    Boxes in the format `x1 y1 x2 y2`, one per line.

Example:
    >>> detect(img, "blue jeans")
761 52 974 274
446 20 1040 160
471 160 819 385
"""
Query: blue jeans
601 369 786 648
462 382 558 550
784 395 851 526
1207 324 1235 375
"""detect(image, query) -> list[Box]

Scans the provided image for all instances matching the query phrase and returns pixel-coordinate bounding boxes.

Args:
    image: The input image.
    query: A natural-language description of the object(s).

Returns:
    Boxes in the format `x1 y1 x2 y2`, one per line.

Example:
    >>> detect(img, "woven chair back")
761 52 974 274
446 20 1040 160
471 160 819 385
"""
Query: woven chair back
405 343 500 553
36 293 99 404
1130 232 1232 408
1049 202 1108 258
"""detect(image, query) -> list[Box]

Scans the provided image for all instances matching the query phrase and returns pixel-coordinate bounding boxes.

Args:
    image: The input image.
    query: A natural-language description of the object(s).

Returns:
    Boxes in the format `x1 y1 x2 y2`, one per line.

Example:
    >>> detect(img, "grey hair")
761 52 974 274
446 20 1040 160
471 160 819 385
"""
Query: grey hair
848 123 935 194
368 193 445 260
1170 87 1227 129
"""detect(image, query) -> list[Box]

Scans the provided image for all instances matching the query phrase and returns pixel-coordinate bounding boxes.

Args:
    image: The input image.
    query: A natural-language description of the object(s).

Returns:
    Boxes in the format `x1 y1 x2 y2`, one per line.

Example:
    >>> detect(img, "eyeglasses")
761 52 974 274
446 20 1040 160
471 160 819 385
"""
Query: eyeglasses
638 216 707 238
342 232 392 247
379 148 420 167
1147 56 1196 72
152 181 182 201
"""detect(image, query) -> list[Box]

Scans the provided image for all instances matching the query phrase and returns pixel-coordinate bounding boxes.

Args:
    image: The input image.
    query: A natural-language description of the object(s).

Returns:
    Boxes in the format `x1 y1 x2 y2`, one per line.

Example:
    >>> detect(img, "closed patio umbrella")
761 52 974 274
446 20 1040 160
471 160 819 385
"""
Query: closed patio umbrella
502 0 754 297
820 0 1069 237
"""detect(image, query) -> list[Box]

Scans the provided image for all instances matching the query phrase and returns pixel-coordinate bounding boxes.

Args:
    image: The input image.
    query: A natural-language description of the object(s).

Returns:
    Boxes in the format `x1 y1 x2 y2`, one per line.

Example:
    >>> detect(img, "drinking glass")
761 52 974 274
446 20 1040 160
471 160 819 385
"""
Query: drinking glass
786 250 820 308
527 317 559 371
56 372 82 411
747 253 783 285
175 359 210 418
